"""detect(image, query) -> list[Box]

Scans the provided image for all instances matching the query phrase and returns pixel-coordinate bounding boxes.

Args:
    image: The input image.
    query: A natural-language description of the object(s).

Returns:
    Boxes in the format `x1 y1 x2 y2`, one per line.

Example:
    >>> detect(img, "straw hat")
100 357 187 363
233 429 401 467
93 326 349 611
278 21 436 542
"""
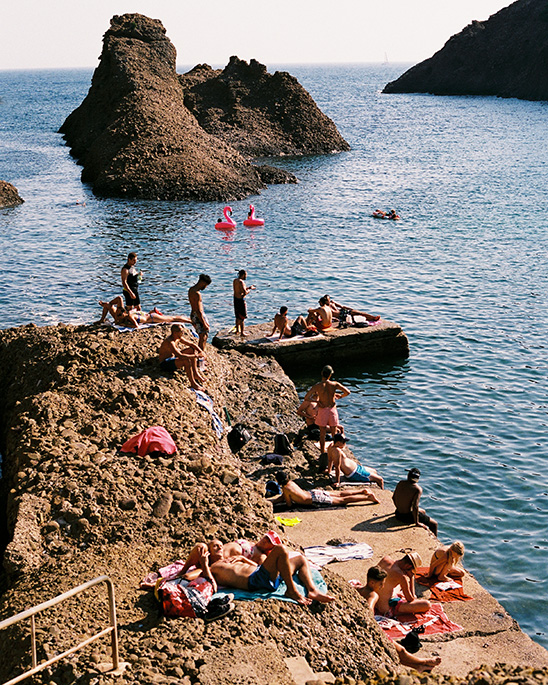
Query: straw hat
407 551 422 570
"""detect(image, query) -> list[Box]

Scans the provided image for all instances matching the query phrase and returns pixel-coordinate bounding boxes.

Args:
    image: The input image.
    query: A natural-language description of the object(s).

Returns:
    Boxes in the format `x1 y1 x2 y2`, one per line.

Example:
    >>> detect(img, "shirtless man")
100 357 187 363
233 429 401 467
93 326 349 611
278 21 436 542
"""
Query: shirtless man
159 324 206 389
304 365 350 454
188 274 212 350
275 470 379 507
296 396 319 426
208 543 335 606
233 270 256 337
271 307 312 341
306 296 333 331
324 295 380 323
357 566 441 673
327 434 384 488
393 468 438 535
376 553 431 616
121 252 142 311
98 299 191 328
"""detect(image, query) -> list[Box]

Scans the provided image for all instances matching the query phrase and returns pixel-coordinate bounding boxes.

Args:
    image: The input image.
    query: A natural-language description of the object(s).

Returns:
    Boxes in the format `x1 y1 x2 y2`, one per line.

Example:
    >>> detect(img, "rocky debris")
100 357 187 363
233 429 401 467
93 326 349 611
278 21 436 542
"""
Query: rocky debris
180 56 351 157
383 0 548 101
59 14 346 202
0 180 24 207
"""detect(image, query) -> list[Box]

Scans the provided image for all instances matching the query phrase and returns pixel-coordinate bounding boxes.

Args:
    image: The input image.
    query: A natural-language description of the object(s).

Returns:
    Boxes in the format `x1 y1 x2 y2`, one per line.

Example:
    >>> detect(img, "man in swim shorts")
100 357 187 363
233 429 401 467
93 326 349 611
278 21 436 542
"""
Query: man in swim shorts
158 324 206 389
274 471 379 507
304 365 351 455
375 552 431 616
327 433 384 488
232 269 256 337
188 274 211 350
392 467 438 535
306 296 333 331
271 307 313 340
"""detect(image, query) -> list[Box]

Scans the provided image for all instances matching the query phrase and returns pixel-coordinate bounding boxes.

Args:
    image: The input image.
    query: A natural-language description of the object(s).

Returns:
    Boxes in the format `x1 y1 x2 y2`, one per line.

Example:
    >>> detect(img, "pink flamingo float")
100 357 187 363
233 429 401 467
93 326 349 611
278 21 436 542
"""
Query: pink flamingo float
215 206 237 230
243 204 265 227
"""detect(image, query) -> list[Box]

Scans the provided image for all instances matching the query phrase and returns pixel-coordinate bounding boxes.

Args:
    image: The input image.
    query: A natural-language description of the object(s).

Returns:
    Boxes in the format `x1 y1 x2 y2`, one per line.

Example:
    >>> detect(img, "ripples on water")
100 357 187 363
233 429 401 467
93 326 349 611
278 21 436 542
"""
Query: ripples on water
0 64 547 646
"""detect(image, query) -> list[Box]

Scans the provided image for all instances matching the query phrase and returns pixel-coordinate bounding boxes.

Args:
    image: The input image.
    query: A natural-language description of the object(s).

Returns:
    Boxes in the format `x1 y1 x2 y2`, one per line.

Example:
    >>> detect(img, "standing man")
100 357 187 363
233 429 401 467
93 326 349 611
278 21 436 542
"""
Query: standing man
121 252 142 311
232 269 256 337
304 365 350 456
188 274 212 350
392 467 438 535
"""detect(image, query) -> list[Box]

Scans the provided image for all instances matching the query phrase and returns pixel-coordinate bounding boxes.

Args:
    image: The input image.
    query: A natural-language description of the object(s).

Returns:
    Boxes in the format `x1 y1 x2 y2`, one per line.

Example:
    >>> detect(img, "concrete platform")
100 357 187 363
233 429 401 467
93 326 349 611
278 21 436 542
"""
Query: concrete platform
212 320 409 372
280 489 548 677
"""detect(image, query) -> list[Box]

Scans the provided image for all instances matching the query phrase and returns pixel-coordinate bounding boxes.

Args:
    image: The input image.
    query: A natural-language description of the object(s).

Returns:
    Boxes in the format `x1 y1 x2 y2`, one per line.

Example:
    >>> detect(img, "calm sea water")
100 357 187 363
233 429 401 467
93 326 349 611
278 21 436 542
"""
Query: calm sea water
1 64 547 647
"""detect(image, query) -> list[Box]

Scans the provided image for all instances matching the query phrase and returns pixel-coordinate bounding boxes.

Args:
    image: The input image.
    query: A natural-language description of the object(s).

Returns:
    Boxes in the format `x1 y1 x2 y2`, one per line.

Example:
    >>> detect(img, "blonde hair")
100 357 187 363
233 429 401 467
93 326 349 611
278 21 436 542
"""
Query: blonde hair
450 541 465 557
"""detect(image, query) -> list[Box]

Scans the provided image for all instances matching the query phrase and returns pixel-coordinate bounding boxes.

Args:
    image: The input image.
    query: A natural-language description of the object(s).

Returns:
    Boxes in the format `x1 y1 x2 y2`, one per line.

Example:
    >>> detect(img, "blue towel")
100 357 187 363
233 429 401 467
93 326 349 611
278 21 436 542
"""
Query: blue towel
214 568 328 604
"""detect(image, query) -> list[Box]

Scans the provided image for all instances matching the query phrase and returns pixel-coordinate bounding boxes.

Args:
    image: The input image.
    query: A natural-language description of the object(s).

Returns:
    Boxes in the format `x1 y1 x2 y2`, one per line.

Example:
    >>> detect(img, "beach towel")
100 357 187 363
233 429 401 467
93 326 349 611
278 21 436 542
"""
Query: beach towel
415 567 474 602
214 568 327 604
192 389 224 439
275 516 302 527
103 321 166 332
140 559 187 590
375 602 463 640
303 542 373 567
120 426 177 456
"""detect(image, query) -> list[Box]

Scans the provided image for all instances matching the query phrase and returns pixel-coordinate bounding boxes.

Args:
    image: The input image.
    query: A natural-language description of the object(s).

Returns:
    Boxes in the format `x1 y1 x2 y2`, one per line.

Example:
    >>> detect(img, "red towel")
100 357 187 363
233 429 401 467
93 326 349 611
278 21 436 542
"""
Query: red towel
120 426 177 456
377 602 463 639
415 567 474 602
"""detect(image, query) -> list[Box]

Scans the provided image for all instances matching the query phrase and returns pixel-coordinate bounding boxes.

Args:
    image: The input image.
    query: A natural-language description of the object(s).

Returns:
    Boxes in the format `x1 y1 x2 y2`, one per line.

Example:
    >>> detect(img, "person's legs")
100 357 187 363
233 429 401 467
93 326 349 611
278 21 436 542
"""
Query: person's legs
319 426 327 455
178 356 203 390
368 469 384 489
350 308 380 322
332 490 380 505
395 597 431 614
260 546 310 605
419 510 438 536
288 553 335 604
394 643 441 672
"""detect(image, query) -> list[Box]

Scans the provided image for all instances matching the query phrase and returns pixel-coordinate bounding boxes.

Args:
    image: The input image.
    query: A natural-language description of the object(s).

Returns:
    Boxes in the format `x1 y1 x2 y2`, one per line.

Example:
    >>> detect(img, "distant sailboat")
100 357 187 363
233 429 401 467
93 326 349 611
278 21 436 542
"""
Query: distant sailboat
383 52 389 64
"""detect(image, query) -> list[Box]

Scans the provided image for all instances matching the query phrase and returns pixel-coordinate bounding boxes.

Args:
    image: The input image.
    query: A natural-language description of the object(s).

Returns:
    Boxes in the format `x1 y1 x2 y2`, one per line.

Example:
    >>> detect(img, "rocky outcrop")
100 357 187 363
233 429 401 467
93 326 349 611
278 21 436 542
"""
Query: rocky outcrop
0 180 24 208
383 0 548 101
59 14 347 202
181 56 351 157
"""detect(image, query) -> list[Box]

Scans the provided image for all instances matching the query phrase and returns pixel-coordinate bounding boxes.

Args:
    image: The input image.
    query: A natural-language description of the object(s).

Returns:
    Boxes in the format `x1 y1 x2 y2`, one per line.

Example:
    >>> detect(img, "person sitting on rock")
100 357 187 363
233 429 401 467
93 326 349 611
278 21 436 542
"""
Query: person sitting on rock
327 433 384 488
208 543 335 606
306 296 333 331
374 553 431 617
270 306 313 340
274 470 379 508
428 541 465 582
357 566 441 673
392 467 438 536
158 324 206 389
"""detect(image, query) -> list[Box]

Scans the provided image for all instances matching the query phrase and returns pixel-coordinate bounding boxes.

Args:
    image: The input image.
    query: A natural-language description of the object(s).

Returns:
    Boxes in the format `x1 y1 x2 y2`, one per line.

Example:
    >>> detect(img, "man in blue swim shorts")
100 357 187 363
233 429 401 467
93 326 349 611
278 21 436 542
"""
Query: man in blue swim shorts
327 434 384 489
208 544 336 606
158 324 206 390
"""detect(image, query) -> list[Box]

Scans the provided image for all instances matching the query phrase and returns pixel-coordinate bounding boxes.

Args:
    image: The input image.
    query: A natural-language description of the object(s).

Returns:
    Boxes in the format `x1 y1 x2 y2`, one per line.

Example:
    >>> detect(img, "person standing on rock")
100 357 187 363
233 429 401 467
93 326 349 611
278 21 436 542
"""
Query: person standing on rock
304 365 350 456
392 467 438 536
232 269 256 337
121 252 142 310
188 274 212 350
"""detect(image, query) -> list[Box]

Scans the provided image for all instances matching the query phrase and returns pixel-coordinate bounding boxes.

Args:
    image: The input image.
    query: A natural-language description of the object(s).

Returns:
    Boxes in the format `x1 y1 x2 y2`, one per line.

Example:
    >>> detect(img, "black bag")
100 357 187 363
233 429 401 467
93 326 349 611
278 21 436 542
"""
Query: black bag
398 627 424 653
227 424 251 453
318 451 329 473
274 433 293 456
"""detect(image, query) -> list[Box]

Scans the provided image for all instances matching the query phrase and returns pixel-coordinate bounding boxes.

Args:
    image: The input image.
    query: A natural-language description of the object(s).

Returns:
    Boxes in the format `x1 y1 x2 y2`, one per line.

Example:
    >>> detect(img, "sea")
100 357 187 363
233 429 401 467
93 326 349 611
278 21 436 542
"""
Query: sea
0 64 547 648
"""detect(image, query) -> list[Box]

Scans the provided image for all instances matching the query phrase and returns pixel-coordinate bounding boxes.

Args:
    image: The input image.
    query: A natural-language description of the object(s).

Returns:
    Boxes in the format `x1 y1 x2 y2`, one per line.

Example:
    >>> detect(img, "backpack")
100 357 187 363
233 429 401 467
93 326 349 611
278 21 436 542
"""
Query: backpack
398 627 424 653
274 433 293 456
156 577 213 619
226 424 252 453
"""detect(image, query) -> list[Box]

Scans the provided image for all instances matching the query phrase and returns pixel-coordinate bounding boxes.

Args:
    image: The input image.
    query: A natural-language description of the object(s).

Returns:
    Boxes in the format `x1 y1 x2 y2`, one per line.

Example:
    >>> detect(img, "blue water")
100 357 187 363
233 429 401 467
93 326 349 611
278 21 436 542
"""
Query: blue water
1 64 547 648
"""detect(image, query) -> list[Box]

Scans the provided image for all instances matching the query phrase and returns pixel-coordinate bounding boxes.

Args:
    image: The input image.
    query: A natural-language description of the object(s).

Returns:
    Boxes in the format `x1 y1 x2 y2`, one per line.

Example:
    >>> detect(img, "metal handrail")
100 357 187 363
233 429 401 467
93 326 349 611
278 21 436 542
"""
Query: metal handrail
0 575 126 685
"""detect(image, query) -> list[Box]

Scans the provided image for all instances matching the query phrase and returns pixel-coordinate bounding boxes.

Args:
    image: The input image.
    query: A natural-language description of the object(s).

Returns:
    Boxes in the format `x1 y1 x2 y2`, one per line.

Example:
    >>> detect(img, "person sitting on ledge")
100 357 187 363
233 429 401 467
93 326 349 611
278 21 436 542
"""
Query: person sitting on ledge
428 541 465 582
306 296 333 331
158 324 206 390
323 294 380 323
274 470 379 507
327 433 384 488
373 552 431 617
392 467 438 536
270 306 314 340
358 566 441 673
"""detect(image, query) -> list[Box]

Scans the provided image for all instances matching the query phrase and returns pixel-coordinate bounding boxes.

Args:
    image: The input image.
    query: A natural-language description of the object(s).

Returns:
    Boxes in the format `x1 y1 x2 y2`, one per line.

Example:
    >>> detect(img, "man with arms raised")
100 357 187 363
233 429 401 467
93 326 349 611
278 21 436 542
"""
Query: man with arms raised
393 468 438 535
304 365 350 455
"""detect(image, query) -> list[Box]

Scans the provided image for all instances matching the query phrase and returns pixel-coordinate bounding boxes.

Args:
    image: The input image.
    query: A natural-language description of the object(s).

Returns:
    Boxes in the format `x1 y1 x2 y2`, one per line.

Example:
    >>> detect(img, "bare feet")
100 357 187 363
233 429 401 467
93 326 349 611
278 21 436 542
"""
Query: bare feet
285 588 312 606
307 589 336 604
414 657 441 673
366 314 381 322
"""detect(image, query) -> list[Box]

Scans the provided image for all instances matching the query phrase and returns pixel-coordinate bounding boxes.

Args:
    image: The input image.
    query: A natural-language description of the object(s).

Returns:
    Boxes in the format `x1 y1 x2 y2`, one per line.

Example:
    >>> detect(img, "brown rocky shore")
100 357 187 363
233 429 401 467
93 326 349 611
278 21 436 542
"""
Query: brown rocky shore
0 180 24 208
383 0 548 101
0 323 547 685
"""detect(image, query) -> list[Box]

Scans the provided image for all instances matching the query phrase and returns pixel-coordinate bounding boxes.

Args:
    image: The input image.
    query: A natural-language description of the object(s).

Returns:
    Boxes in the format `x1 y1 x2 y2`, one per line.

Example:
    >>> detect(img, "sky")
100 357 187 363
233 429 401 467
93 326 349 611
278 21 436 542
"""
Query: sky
1 0 513 71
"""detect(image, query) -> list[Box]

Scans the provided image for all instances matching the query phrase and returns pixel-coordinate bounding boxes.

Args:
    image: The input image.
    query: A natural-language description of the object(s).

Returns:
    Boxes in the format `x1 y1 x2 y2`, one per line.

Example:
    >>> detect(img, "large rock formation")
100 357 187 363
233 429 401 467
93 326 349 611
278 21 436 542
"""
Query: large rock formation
0 180 24 208
60 14 348 201
181 56 351 157
383 0 548 101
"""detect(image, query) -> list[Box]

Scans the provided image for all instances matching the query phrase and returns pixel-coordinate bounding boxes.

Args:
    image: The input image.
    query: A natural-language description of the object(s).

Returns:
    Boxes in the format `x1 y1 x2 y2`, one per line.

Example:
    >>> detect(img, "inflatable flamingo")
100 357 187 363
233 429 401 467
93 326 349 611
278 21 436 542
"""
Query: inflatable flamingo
215 206 237 230
243 204 265 227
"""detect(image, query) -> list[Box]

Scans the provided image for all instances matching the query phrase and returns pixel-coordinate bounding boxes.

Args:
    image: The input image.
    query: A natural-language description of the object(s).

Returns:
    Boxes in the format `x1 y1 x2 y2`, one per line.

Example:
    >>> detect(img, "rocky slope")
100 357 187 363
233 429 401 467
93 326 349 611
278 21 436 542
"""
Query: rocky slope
383 0 548 101
0 180 24 208
59 13 348 202
180 56 350 157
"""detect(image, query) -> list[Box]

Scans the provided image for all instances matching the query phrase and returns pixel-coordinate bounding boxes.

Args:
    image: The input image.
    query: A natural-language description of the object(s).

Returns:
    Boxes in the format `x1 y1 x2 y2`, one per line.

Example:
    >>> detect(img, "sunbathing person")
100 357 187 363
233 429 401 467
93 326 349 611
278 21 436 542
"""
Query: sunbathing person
99 298 192 329
428 541 465 581
306 296 333 330
376 553 431 616
327 434 384 488
208 543 335 606
323 295 380 323
358 566 441 673
159 324 206 389
97 296 128 325
275 471 379 507
270 307 313 340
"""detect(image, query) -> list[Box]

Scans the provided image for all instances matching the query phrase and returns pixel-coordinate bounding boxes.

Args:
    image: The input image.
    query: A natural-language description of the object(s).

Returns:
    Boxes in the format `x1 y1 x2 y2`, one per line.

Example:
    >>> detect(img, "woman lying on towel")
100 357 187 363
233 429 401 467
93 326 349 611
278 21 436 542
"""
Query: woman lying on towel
98 296 191 328
428 541 465 581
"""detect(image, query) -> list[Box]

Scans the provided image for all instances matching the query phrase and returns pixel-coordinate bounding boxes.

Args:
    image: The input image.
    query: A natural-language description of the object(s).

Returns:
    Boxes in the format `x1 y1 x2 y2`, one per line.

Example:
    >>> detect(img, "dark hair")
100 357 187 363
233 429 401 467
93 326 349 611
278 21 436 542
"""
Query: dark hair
321 365 333 379
367 566 387 582
333 433 346 444
128 252 137 260
275 470 290 486
319 296 329 306
238 269 247 278
171 324 183 334
199 273 212 285
280 306 288 315
407 467 421 482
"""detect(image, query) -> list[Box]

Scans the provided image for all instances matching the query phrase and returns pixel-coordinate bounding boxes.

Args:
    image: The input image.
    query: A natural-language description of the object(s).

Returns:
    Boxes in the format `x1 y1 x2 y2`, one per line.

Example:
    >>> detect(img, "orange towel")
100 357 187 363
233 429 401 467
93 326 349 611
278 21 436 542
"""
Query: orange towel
415 567 474 602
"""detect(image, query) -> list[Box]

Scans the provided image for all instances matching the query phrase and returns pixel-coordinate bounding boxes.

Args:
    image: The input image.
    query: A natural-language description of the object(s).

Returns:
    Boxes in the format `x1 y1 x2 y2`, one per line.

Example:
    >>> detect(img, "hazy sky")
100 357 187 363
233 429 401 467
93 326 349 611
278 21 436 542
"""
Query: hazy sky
2 0 512 70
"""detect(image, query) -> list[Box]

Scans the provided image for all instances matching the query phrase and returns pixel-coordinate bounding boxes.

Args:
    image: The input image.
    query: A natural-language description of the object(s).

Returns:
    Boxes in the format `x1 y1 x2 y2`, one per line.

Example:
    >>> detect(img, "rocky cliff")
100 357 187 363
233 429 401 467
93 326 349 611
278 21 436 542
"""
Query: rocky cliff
0 180 24 208
59 14 348 202
383 0 548 101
